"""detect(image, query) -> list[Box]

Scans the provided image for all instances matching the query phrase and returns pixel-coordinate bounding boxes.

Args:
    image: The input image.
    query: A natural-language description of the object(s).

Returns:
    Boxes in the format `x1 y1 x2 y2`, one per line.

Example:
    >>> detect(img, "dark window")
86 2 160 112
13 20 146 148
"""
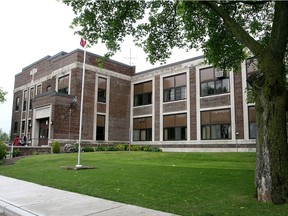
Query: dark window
248 106 257 139
21 120 25 133
134 81 152 106
13 122 18 134
36 85 42 95
163 74 186 102
133 117 152 141
98 77 107 103
163 114 187 140
200 67 230 97
246 58 259 90
47 85 52 92
29 88 34 110
201 109 231 140
96 115 105 140
23 90 28 111
15 97 19 111
58 75 69 94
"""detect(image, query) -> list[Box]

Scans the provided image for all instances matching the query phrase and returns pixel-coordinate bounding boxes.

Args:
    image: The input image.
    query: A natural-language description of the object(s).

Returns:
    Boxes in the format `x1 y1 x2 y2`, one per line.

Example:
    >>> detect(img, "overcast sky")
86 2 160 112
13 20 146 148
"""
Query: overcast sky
0 0 201 134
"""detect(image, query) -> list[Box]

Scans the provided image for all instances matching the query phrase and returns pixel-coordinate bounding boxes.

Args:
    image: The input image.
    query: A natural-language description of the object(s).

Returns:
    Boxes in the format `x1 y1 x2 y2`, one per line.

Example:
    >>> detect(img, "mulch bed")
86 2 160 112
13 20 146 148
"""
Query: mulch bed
0 156 25 166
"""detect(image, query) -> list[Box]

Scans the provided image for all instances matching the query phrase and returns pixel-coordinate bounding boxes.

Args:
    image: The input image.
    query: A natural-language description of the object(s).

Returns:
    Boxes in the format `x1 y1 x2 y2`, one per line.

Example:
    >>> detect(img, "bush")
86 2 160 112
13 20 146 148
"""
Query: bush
0 142 7 160
52 141 60 153
143 146 162 152
64 144 76 153
82 146 94 152
115 144 128 151
131 145 143 151
13 149 21 157
95 145 107 151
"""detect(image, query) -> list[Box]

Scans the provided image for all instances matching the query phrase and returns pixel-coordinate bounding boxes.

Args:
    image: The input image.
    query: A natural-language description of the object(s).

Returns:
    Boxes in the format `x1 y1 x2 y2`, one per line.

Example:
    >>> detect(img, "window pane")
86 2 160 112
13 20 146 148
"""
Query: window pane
201 83 208 96
248 106 256 122
163 76 174 89
97 115 105 127
175 87 182 100
200 67 214 82
181 86 187 99
143 81 152 93
134 83 142 95
211 125 221 139
207 81 215 95
140 130 146 141
163 115 174 128
249 122 257 139
215 80 222 94
37 85 42 95
222 78 230 93
201 112 210 125
175 73 186 87
145 117 152 128
98 77 107 90
133 130 140 141
210 109 230 124
175 114 187 127
175 127 182 140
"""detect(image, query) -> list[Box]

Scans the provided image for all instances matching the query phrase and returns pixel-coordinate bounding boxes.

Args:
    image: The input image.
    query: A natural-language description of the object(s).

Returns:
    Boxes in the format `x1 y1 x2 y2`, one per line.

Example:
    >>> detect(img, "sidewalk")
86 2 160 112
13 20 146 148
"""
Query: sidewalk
0 175 177 216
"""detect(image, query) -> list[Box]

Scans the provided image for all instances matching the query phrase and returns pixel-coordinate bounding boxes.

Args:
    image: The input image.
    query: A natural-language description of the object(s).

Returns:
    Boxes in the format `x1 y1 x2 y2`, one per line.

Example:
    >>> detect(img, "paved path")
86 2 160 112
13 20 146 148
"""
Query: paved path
0 175 177 216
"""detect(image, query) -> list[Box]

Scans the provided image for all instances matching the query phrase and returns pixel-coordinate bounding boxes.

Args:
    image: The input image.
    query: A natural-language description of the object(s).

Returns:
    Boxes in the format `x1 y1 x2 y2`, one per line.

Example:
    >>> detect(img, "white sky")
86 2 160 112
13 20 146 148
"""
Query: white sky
0 0 201 134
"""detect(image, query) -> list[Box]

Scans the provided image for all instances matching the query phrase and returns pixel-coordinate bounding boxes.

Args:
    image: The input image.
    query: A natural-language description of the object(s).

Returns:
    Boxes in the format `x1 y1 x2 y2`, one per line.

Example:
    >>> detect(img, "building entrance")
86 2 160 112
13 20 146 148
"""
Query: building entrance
39 118 49 146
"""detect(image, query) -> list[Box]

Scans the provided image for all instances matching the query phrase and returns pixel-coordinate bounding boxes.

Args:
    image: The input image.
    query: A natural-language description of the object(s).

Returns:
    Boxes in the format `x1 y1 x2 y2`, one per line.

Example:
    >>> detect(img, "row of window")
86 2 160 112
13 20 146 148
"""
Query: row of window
132 108 257 141
134 68 230 107
15 75 108 112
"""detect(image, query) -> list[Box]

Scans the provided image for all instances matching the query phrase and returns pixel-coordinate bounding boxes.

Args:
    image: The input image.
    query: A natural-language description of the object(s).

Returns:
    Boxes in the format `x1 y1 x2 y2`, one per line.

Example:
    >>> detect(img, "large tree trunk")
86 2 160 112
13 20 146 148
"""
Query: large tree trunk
254 53 288 204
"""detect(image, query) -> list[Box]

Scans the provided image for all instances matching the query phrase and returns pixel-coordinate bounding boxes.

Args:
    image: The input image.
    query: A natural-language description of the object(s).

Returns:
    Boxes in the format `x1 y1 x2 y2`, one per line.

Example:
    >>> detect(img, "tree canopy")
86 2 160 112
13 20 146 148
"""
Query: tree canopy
64 0 288 204
0 88 7 104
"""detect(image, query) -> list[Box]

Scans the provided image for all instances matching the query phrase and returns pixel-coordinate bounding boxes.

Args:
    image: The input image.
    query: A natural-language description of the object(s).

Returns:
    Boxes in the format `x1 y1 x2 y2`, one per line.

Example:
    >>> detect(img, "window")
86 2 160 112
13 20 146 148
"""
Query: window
163 73 186 102
163 114 187 141
58 75 69 94
134 81 152 106
13 122 18 134
15 97 19 111
200 67 230 97
96 115 105 140
29 88 34 110
36 85 42 95
133 117 152 141
47 85 52 92
23 90 28 111
248 106 257 139
21 120 25 133
201 109 231 140
98 77 107 103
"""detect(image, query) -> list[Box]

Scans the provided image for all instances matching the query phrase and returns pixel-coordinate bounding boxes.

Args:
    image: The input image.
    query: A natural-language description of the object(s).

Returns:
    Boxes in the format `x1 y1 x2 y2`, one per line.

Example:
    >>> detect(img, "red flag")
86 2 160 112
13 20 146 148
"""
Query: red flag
80 38 86 48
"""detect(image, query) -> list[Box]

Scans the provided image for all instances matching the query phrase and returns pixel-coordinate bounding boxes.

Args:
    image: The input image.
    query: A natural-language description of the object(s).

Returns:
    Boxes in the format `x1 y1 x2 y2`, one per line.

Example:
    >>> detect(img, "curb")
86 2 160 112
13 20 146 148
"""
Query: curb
0 200 36 216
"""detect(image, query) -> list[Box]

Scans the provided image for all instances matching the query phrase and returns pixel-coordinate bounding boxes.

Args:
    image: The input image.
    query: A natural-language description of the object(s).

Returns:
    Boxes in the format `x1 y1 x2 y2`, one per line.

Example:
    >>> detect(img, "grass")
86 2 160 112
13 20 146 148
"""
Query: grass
0 152 287 216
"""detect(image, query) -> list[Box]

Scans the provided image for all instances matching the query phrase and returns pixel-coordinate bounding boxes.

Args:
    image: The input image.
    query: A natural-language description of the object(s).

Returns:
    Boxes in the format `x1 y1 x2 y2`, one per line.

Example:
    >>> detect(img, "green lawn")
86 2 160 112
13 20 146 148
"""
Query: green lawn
0 152 287 216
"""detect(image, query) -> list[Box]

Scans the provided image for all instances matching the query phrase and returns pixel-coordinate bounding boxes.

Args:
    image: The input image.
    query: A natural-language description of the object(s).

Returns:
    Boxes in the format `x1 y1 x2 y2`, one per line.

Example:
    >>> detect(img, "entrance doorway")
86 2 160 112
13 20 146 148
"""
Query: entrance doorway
39 118 49 146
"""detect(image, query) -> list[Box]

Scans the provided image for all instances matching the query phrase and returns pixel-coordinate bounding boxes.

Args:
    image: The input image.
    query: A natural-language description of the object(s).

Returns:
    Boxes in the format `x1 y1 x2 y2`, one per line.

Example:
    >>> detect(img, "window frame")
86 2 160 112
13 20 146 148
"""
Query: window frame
133 117 152 141
200 67 230 97
163 113 187 141
201 109 231 140
58 74 70 94
134 81 152 107
98 77 107 103
15 97 20 111
163 73 186 103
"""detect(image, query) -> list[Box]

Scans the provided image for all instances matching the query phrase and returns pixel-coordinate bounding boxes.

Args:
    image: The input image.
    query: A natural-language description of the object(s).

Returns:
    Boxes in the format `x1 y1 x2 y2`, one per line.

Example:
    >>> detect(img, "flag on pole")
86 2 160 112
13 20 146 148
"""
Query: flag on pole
80 38 86 48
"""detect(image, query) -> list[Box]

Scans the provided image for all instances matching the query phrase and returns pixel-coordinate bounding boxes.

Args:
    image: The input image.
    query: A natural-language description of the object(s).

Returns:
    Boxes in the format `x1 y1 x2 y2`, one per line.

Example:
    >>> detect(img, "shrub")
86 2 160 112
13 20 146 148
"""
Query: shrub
82 146 94 152
52 141 60 153
95 145 108 151
131 145 143 151
64 144 76 153
0 142 7 160
143 146 162 152
13 149 21 157
115 144 128 151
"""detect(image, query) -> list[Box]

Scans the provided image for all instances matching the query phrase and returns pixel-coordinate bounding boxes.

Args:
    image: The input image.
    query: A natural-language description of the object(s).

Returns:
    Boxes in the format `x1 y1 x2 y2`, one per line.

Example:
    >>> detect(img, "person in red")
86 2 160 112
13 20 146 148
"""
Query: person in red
13 135 20 146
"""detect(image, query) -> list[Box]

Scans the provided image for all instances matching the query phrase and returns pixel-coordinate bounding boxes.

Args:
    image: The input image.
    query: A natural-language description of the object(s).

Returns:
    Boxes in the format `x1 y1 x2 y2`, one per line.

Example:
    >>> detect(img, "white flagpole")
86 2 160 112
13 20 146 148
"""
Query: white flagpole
76 42 87 168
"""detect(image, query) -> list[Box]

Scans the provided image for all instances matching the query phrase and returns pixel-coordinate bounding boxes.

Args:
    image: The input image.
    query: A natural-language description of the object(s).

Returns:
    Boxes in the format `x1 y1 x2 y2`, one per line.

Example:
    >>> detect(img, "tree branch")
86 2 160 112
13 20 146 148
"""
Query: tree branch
268 1 288 56
201 1 265 56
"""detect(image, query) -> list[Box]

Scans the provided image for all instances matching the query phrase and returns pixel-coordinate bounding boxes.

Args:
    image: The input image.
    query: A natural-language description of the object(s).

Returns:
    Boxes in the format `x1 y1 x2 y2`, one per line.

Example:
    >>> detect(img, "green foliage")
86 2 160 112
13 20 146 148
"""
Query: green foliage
52 141 60 153
0 129 9 142
0 87 7 104
82 146 94 152
13 149 21 157
0 142 7 160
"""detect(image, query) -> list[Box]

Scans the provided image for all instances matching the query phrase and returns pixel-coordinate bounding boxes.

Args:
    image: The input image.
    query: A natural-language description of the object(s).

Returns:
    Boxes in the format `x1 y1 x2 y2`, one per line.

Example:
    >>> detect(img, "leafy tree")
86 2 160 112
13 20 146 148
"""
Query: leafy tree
0 129 9 142
0 87 7 104
64 0 288 204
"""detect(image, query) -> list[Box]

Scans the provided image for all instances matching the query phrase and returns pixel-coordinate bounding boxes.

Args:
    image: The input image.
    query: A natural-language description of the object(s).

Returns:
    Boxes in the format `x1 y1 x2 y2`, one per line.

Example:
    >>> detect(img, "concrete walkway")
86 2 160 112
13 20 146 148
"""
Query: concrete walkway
0 175 177 216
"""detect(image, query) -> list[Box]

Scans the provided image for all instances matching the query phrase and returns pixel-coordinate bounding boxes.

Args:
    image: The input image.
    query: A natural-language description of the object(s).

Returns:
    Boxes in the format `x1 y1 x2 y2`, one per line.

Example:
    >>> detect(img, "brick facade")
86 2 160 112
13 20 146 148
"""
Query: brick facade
11 49 255 152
